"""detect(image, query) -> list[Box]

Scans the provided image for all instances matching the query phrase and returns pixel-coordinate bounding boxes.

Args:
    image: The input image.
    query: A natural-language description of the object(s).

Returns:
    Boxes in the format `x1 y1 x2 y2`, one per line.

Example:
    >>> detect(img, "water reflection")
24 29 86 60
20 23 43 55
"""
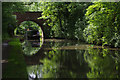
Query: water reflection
22 40 43 56
26 39 120 79
27 65 43 79
84 48 120 78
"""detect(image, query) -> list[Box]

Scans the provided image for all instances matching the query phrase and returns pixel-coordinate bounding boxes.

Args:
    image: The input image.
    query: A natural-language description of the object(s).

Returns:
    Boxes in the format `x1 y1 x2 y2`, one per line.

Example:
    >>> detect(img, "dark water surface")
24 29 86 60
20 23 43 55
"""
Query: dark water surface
22 39 120 79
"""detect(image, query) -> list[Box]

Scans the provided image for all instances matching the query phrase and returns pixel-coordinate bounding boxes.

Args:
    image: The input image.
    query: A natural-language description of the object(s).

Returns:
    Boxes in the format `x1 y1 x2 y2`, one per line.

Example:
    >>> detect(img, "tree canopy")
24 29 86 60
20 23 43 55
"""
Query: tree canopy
84 2 120 47
2 2 120 47
39 2 91 40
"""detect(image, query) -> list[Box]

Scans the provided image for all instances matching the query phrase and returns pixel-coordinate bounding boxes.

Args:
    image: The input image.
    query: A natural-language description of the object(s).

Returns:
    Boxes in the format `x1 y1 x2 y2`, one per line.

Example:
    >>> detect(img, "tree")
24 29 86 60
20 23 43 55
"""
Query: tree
84 2 120 47
39 2 91 40
2 2 28 40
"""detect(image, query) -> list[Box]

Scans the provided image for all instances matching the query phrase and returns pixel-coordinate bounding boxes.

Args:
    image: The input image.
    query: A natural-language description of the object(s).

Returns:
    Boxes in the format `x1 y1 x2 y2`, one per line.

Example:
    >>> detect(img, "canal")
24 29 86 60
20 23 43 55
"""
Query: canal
22 39 120 79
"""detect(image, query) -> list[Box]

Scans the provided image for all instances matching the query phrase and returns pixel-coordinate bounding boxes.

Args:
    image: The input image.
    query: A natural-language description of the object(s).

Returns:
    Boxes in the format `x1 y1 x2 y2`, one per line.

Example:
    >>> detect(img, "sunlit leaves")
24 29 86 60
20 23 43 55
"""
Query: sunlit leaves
84 2 120 47
39 2 90 39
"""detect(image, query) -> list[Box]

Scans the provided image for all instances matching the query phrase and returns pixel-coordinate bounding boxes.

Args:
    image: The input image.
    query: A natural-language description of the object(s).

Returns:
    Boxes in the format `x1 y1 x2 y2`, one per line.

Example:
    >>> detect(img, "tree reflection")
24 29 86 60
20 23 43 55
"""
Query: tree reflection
39 40 90 78
22 40 40 56
26 40 120 79
84 48 120 78
27 65 43 79
27 41 90 78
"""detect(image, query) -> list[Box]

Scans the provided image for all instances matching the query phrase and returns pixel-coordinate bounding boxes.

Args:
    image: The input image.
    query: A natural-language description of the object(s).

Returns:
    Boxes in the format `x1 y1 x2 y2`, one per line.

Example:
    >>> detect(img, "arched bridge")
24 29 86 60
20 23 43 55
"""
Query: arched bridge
13 12 52 65
13 12 50 38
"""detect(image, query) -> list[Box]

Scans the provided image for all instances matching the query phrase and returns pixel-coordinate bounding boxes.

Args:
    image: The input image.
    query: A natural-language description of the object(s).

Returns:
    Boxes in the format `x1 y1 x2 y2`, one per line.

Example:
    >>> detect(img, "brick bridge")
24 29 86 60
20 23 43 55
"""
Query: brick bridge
13 12 51 65
13 12 50 38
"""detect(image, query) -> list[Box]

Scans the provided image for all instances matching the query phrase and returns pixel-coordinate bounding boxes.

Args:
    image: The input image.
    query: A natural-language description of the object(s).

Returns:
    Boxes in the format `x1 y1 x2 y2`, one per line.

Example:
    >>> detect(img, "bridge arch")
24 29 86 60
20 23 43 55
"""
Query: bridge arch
13 12 48 38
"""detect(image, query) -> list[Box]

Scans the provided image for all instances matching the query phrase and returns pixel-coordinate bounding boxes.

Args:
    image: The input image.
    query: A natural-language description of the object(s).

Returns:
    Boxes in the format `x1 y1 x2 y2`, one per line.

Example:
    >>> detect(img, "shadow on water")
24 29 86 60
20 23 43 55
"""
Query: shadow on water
23 39 120 79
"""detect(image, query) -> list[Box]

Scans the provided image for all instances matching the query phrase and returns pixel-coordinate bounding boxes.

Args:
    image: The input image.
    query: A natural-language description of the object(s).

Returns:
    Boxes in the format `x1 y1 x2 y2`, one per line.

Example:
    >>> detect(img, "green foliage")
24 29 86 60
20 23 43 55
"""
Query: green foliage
2 2 28 40
16 21 42 35
84 2 120 47
8 38 21 46
39 2 90 40
24 2 41 11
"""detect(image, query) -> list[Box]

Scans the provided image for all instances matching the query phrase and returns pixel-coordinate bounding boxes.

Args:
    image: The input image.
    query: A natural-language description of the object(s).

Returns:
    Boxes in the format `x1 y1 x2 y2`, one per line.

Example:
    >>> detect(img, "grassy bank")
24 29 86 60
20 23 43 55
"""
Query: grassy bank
2 38 28 79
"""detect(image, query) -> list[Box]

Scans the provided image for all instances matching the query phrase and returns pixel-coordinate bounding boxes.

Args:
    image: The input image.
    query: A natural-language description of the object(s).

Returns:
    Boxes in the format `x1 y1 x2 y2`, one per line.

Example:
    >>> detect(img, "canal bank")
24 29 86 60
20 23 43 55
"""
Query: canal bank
2 38 28 79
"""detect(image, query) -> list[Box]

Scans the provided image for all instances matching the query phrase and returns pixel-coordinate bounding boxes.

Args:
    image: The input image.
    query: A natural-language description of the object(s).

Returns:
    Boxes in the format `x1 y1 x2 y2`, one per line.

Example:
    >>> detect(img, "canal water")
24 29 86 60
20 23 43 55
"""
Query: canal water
22 39 120 79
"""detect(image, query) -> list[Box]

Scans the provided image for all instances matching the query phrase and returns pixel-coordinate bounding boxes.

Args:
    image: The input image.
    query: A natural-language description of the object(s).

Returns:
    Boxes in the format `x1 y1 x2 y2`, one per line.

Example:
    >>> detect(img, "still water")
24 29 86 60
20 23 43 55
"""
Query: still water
22 39 120 79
